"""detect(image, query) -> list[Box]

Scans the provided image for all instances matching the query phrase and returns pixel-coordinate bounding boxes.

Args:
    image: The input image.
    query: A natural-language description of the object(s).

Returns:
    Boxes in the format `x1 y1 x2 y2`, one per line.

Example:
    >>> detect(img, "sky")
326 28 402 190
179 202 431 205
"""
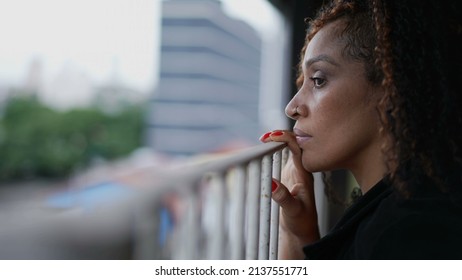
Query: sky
222 0 282 38
0 0 281 97
0 0 160 93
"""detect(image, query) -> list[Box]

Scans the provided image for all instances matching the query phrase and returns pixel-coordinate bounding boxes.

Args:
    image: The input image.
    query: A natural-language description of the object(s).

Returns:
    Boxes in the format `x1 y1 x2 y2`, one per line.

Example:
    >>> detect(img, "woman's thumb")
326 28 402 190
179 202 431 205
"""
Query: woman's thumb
271 179 301 216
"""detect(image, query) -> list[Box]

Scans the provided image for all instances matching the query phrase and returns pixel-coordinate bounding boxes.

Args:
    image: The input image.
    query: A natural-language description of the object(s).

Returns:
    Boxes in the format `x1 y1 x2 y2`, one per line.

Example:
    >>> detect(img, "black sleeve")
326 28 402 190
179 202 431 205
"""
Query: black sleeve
369 214 462 259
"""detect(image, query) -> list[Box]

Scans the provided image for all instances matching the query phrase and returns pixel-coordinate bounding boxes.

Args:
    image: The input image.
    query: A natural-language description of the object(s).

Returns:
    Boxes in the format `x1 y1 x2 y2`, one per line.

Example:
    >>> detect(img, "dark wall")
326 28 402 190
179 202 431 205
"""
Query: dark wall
268 0 324 123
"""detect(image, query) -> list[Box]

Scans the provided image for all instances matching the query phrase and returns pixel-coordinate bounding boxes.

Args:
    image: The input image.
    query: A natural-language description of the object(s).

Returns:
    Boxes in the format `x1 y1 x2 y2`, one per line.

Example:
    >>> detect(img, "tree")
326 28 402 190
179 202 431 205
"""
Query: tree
0 95 146 181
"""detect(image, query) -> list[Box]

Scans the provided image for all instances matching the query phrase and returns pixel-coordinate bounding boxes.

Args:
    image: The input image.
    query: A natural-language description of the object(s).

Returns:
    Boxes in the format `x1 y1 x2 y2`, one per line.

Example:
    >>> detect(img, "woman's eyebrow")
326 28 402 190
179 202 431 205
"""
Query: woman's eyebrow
305 54 339 68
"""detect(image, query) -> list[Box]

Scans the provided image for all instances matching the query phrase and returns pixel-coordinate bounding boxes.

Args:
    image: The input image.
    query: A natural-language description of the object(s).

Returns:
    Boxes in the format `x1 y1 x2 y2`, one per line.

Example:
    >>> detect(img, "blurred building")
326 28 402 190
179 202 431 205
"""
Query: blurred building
146 0 262 156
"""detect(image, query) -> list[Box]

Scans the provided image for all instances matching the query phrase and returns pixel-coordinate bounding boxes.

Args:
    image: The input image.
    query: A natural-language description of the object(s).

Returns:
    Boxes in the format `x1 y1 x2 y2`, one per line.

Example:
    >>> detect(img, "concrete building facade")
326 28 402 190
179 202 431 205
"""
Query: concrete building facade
146 0 262 156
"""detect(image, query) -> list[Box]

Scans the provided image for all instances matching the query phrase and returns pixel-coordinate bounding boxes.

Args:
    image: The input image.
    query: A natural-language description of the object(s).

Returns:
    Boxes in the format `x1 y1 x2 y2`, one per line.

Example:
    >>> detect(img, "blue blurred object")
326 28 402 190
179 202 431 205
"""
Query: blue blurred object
158 206 174 246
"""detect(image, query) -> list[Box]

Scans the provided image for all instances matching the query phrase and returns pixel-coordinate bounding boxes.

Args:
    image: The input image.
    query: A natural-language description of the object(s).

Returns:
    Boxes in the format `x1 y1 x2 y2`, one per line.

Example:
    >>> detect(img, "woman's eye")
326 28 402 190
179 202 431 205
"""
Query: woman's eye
309 77 326 88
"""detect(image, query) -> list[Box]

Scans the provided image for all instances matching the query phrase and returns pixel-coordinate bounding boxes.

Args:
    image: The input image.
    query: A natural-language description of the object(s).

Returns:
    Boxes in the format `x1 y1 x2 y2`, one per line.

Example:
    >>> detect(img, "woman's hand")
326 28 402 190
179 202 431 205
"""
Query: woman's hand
260 130 320 259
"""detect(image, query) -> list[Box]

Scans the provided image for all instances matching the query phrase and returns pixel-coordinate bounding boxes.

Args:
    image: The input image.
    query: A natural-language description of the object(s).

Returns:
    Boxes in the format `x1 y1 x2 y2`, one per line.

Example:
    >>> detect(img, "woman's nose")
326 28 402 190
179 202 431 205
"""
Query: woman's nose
285 97 299 120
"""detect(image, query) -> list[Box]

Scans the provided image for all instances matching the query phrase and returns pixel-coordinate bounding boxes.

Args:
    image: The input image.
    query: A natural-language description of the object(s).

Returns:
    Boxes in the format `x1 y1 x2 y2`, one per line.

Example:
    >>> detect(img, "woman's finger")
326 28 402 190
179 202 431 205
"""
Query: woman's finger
272 178 319 243
271 179 302 217
260 130 304 171
260 130 298 152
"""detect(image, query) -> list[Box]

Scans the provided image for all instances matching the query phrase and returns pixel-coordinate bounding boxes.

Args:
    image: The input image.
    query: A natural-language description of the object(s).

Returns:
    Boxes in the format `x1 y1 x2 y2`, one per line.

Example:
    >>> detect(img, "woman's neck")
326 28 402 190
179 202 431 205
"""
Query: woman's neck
349 141 388 193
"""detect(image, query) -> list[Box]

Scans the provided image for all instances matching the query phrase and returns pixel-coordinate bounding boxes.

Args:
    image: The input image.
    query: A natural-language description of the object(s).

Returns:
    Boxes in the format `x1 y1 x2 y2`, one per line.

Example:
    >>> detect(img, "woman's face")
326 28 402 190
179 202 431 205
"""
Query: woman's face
286 20 384 174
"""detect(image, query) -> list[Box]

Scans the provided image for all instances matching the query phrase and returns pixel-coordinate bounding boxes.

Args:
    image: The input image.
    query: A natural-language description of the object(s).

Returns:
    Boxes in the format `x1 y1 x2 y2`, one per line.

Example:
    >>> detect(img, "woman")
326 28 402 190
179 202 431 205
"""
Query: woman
261 0 462 259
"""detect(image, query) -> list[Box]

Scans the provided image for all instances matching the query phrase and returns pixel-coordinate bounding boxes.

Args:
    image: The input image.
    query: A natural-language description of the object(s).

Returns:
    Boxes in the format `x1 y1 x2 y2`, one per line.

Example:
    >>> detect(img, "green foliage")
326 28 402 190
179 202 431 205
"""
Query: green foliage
0 95 145 180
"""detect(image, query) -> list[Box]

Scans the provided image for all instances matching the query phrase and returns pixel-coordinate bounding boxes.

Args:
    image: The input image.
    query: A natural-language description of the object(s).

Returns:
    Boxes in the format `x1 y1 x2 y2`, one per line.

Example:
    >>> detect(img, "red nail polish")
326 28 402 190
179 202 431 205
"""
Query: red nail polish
272 180 278 192
259 132 271 142
271 131 284 136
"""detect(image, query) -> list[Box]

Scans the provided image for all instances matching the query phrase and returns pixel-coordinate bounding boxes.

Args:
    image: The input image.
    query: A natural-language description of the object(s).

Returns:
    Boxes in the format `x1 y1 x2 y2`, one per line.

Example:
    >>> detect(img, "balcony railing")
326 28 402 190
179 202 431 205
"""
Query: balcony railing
0 142 301 259
139 142 288 260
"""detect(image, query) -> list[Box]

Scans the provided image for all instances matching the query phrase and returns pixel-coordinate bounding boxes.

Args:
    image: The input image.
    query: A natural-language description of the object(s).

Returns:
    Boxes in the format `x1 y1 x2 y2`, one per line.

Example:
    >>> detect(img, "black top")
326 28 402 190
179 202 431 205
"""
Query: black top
303 178 462 259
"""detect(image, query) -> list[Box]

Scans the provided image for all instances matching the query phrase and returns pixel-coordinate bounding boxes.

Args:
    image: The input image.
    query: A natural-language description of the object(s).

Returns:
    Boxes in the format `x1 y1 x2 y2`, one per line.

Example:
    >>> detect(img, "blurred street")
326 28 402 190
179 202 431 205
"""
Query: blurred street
0 179 66 208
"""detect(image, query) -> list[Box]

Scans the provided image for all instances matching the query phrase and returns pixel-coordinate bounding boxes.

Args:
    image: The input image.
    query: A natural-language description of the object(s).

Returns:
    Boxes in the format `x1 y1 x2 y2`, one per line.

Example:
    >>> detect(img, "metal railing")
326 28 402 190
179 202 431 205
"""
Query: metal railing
0 142 289 260
138 142 288 260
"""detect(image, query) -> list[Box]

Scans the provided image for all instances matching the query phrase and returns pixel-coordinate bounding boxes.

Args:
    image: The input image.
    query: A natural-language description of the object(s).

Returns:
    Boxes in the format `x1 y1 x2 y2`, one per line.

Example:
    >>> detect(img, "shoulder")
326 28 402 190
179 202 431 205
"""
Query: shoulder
357 190 462 259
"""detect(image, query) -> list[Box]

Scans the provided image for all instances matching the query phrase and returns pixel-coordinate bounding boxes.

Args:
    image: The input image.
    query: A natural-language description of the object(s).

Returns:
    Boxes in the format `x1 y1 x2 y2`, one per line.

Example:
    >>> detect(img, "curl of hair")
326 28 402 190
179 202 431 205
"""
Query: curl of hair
374 0 462 198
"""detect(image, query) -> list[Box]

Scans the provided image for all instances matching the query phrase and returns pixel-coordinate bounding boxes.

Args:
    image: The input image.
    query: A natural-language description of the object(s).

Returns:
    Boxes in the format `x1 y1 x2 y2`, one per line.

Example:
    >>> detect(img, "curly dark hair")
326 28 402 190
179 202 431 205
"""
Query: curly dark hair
297 0 462 198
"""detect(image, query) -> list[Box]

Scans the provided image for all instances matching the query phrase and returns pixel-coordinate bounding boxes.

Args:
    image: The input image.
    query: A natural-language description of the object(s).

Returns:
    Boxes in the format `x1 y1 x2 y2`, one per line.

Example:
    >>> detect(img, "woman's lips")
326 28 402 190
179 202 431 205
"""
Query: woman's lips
294 128 313 146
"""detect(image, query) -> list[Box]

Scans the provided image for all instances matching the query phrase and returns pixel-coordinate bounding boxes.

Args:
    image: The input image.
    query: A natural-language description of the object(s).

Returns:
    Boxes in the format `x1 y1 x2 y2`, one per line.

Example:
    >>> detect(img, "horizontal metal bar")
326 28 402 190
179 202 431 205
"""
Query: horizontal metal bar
141 142 287 199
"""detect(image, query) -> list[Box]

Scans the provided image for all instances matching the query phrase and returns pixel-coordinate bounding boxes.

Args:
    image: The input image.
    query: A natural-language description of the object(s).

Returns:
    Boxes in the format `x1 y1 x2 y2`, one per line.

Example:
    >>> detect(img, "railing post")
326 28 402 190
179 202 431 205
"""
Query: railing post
172 183 201 259
133 197 161 259
207 172 227 259
258 154 272 259
184 184 201 259
246 159 261 260
270 149 283 260
230 165 247 259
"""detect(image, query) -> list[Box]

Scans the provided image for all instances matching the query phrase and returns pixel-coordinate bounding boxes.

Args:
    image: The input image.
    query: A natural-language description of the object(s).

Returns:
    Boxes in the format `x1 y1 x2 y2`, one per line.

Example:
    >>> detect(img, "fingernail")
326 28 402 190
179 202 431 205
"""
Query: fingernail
259 132 271 142
272 179 278 192
271 131 284 136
